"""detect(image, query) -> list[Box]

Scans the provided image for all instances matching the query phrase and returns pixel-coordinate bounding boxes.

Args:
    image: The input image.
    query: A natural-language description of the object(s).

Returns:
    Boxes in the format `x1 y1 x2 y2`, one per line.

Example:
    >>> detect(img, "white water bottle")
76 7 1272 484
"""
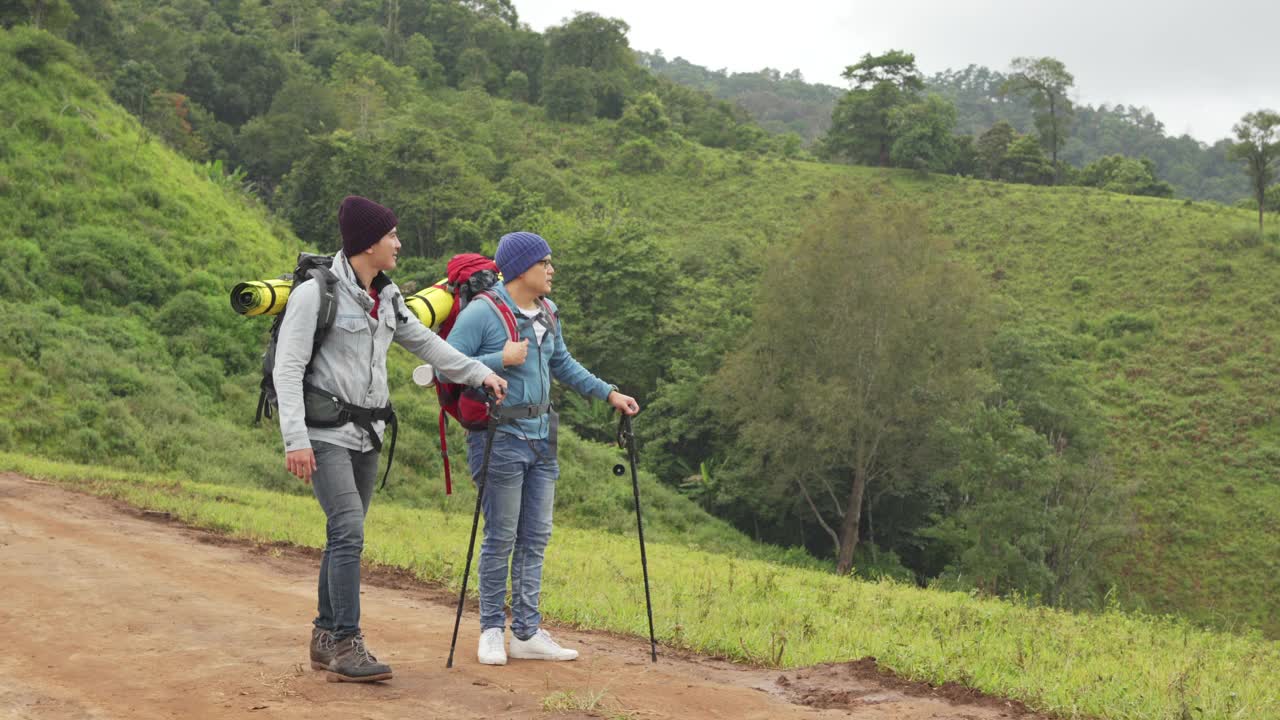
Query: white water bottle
412 364 436 388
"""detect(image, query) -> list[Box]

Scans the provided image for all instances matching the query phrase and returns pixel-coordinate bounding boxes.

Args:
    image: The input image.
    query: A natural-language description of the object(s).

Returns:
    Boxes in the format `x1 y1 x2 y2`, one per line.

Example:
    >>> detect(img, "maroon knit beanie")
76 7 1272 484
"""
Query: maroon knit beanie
338 195 398 256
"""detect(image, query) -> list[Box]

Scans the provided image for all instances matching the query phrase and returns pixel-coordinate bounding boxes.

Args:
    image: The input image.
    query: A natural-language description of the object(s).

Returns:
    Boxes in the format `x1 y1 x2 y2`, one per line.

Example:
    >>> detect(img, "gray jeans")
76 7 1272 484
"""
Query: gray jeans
310 440 379 640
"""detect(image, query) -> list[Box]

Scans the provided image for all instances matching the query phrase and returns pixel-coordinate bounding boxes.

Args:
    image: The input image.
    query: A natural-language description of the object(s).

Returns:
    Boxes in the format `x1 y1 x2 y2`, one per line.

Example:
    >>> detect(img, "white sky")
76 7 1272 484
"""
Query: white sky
517 0 1280 144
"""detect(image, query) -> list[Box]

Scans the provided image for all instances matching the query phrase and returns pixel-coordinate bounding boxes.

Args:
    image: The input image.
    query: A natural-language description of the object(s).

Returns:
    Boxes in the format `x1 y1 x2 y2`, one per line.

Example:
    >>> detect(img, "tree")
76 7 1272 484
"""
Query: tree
1267 184 1280 213
541 14 634 121
543 66 596 123
503 69 529 102
1228 110 1280 234
456 46 493 91
543 12 630 74
1003 134 1054 185
536 209 675 403
1002 57 1074 183
842 49 925 89
270 0 325 54
824 50 924 166
183 32 287 126
888 94 958 172
1078 155 1174 198
924 324 1127 606
404 33 444 88
111 59 163 119
233 77 339 192
976 121 1015 180
949 134 978 176
0 0 76 32
716 193 988 574
619 92 671 136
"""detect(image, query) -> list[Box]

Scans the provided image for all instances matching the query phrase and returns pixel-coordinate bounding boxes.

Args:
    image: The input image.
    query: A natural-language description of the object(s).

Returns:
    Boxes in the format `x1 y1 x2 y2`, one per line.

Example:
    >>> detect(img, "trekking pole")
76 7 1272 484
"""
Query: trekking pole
615 413 657 662
446 415 498 669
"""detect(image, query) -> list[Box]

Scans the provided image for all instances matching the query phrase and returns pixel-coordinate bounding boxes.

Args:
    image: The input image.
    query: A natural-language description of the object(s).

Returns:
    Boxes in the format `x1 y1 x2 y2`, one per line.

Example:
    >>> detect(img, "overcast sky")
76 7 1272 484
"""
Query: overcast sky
518 0 1279 144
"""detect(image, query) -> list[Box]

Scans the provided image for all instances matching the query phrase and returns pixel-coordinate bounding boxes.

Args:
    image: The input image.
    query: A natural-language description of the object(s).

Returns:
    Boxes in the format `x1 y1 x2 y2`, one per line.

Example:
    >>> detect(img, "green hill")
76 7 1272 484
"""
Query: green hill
4 18 1279 644
0 27 808 567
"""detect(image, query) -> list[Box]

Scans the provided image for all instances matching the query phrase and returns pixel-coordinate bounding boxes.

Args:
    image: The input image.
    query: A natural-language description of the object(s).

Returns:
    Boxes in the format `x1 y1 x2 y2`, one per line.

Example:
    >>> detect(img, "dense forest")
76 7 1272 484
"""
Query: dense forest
2 0 1279 637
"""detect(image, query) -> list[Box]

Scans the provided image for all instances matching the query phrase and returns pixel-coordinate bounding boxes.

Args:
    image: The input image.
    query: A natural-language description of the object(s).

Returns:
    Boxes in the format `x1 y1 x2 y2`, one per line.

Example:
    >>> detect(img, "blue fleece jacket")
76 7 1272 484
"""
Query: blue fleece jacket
445 282 613 439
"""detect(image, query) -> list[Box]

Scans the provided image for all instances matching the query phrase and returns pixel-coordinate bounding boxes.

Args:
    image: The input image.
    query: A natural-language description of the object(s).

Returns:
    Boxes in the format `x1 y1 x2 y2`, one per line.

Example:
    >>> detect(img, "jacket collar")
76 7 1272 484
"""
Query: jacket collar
332 250 398 307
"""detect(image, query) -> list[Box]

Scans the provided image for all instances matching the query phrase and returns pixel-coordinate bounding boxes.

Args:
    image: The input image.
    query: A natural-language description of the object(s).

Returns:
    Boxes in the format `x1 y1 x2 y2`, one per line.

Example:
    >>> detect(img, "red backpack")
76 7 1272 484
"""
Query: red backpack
433 253 556 494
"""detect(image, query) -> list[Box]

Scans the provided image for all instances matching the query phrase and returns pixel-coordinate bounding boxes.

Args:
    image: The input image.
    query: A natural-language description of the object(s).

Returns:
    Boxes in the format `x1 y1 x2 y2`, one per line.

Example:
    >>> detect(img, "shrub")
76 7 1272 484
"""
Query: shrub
617 138 664 174
1097 312 1156 338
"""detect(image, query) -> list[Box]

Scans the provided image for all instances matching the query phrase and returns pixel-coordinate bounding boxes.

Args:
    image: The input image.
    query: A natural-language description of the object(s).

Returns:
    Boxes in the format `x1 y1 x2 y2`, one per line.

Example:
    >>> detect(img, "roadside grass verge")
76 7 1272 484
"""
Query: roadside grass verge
5 452 1277 720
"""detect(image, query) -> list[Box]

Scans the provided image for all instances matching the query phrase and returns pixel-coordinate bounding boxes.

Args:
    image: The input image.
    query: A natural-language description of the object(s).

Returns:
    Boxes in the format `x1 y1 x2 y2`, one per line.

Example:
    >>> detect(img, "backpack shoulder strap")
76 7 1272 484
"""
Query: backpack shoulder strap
310 268 339 340
536 297 559 337
475 291 519 341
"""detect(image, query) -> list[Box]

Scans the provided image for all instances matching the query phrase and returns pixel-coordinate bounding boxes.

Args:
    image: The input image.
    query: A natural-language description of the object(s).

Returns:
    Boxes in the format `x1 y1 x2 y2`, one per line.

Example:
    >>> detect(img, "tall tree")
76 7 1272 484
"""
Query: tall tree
824 50 924 166
543 12 630 74
716 193 988 574
1002 57 1074 183
542 12 634 120
1228 110 1280 234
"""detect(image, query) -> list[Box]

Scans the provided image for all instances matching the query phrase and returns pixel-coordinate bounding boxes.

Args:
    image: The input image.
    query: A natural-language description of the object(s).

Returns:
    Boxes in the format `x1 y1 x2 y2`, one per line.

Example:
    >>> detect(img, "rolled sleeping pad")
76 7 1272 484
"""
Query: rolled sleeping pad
229 277 293 316
231 275 456 331
402 283 454 332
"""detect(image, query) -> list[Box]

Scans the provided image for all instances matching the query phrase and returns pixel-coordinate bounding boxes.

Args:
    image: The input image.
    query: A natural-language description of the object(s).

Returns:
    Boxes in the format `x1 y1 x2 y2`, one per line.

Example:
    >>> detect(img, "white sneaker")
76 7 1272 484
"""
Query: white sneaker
477 627 507 665
508 629 578 661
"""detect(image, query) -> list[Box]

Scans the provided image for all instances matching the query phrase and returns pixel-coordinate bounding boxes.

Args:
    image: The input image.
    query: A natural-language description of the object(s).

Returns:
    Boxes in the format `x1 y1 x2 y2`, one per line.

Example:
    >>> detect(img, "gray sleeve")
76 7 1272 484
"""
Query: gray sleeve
273 281 319 452
394 306 493 387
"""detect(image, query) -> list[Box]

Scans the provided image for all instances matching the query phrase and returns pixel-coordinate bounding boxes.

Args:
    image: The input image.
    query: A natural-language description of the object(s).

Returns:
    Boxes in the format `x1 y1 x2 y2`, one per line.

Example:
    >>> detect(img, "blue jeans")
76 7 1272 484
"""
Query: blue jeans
310 440 380 640
466 429 558 640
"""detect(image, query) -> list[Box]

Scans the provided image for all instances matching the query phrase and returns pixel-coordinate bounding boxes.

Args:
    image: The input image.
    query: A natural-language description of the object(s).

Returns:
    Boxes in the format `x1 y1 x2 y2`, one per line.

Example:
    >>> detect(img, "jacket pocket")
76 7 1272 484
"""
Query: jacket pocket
334 314 370 334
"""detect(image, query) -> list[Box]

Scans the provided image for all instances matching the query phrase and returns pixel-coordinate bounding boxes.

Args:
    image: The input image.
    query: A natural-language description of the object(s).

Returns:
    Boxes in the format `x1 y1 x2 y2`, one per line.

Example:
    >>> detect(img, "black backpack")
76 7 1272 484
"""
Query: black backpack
255 252 339 424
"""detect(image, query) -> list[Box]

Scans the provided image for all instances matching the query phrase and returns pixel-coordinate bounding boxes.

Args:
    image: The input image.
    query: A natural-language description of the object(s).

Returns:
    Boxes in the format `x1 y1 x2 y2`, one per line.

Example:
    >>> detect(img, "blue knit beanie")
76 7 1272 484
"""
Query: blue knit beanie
495 232 552 281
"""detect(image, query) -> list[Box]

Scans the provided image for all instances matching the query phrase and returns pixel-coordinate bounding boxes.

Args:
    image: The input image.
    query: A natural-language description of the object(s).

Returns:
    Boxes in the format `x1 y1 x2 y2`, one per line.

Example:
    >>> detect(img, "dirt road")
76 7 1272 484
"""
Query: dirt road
0 473 1039 719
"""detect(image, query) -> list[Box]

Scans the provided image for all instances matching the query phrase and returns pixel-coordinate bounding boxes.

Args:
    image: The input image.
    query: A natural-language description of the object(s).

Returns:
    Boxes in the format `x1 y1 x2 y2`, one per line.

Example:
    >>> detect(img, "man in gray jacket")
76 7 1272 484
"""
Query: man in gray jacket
275 195 506 683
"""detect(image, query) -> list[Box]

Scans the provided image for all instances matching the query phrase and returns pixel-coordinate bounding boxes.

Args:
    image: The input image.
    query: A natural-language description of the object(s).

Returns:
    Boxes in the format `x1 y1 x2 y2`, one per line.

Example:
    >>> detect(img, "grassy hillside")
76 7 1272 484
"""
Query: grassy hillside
606 162 1280 633
4 22 1279 644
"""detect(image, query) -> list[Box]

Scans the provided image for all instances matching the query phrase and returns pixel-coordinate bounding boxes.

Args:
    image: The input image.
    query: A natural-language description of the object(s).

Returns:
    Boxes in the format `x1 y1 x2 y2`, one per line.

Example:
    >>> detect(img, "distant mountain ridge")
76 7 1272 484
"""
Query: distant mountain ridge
640 52 1251 203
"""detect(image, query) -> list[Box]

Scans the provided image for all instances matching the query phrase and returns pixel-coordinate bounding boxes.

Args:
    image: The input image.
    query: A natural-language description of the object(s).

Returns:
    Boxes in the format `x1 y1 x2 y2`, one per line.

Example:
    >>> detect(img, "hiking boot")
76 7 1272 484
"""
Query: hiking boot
477 627 507 666
508 629 578 661
326 634 393 683
310 627 337 671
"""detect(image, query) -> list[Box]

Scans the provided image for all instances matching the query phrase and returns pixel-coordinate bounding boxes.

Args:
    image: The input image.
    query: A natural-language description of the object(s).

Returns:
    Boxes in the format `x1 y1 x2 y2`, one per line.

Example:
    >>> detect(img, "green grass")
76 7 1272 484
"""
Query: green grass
6 451 1277 720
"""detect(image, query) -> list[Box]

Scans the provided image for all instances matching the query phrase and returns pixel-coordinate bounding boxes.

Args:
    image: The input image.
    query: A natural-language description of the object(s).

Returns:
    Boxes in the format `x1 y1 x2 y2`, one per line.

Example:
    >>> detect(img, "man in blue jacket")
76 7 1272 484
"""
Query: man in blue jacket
446 231 640 666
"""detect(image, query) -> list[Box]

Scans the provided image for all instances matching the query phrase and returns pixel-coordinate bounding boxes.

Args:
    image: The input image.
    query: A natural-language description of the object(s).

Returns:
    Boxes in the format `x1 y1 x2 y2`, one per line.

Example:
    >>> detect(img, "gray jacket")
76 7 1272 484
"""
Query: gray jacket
273 250 492 453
